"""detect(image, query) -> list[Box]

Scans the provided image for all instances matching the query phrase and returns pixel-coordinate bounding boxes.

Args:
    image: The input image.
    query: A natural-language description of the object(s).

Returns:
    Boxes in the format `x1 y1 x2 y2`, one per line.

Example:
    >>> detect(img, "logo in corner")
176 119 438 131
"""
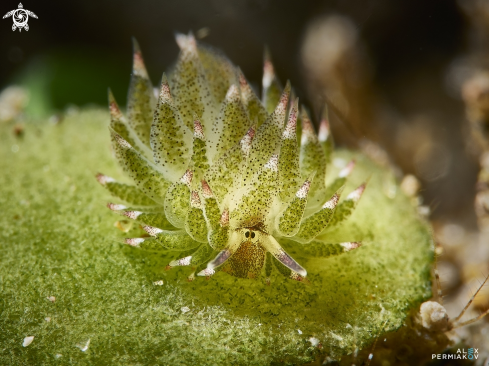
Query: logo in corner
3 3 37 32
432 348 479 361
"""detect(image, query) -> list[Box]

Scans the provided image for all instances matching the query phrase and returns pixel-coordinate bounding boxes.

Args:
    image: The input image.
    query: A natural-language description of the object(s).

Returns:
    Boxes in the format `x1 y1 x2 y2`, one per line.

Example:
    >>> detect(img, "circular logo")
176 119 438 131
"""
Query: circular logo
12 9 28 28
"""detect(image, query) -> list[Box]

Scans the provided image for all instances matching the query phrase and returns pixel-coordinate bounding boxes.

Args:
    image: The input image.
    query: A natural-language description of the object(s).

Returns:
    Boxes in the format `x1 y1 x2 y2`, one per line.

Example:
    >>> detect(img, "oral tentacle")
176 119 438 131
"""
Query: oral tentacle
204 230 242 271
262 235 307 277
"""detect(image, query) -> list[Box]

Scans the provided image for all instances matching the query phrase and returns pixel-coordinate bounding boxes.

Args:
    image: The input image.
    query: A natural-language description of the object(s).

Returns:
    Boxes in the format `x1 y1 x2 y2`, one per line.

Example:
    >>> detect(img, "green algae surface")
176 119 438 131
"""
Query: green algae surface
0 109 433 365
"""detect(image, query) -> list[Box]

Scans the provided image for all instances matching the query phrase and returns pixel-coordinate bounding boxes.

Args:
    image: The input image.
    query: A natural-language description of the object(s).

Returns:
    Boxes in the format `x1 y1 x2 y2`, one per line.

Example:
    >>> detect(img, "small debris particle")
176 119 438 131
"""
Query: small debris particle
45 317 51 322
196 27 210 39
400 174 420 197
23 336 34 347
368 353 374 360
55 354 62 359
297 329 302 335
153 280 164 286
181 306 190 313
114 220 132 232
308 337 320 347
47 296 56 303
76 339 90 352
418 205 430 217
333 158 346 168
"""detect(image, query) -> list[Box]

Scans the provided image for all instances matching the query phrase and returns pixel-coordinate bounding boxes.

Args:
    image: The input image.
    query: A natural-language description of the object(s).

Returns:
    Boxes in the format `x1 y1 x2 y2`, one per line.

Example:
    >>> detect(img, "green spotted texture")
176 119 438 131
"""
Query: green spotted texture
277 194 308 236
0 109 433 365
130 212 173 230
146 230 200 251
185 206 208 243
163 181 190 227
102 181 156 206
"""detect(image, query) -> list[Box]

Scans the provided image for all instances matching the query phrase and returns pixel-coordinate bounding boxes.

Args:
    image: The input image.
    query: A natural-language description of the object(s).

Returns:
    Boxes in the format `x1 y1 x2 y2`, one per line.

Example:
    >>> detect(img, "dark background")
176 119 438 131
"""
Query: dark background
1 0 477 225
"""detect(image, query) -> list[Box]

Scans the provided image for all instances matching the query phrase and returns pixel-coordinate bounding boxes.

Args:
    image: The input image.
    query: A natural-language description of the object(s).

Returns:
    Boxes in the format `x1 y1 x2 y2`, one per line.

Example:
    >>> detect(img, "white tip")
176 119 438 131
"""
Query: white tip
109 99 123 119
225 84 239 101
124 238 145 247
264 154 279 171
23 336 34 347
159 80 172 102
318 119 330 142
114 134 132 149
133 50 148 78
143 226 164 237
323 193 340 209
220 209 230 227
274 86 290 114
346 183 366 202
201 180 213 199
296 180 311 199
107 203 127 211
175 33 197 51
123 211 143 220
190 191 202 208
197 267 215 277
283 104 298 140
263 59 274 89
340 242 361 251
96 174 115 185
169 256 192 267
301 115 316 145
180 169 193 186
193 119 205 140
338 160 355 178
240 126 255 155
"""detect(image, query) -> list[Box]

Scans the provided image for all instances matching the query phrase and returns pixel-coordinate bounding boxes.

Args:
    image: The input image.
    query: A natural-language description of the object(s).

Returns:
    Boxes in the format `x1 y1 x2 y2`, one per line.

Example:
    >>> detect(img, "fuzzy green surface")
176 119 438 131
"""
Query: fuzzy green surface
0 109 433 365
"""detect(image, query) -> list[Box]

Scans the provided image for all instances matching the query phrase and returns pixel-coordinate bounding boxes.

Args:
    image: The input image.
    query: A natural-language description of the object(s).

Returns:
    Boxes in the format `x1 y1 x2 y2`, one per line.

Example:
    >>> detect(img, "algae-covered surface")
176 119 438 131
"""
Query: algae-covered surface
0 109 433 365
